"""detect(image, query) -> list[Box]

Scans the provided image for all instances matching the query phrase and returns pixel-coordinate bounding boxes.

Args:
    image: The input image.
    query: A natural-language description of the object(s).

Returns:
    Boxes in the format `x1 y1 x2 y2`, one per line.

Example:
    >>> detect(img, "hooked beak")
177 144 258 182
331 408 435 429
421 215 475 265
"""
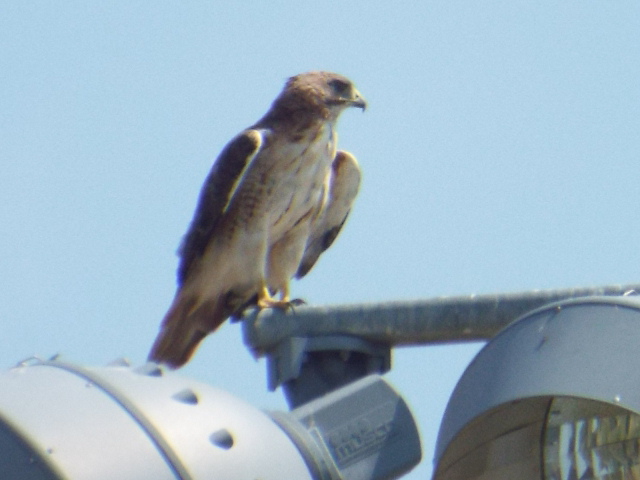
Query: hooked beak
326 88 367 111
350 89 367 111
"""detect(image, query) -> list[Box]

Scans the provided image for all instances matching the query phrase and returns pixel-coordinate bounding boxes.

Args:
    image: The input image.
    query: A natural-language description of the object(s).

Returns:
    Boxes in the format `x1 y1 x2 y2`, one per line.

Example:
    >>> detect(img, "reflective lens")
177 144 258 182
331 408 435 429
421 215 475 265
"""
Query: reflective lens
544 397 640 480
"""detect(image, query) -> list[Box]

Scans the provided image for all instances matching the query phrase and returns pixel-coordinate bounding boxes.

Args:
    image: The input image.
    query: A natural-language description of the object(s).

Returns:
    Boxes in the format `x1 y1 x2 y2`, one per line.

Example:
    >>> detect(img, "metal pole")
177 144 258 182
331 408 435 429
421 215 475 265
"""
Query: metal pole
243 283 640 354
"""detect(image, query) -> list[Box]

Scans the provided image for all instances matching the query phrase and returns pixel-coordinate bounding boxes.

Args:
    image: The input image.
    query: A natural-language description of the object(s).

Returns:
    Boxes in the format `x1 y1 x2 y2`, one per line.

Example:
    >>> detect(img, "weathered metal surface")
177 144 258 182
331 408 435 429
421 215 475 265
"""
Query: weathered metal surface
243 284 640 353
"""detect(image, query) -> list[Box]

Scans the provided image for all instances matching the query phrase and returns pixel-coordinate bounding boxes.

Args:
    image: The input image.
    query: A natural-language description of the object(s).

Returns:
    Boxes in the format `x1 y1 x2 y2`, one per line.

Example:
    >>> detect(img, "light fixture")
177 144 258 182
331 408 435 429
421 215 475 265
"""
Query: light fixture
433 296 640 480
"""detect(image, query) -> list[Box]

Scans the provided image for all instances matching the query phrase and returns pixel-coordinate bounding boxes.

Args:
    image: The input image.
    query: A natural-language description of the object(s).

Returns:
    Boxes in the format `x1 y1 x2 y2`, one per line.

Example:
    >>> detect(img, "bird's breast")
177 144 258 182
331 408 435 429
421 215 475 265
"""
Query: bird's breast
263 126 336 239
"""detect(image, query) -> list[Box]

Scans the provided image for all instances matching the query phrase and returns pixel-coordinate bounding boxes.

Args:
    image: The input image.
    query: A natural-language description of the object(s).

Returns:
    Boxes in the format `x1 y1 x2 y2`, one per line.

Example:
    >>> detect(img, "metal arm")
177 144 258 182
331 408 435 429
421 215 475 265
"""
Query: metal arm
243 283 640 405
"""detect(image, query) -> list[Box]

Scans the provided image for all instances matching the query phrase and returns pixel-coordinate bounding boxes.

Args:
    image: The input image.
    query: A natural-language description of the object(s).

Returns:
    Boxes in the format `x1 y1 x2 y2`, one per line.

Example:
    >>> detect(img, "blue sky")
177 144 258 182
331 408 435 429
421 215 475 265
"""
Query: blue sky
2 2 640 478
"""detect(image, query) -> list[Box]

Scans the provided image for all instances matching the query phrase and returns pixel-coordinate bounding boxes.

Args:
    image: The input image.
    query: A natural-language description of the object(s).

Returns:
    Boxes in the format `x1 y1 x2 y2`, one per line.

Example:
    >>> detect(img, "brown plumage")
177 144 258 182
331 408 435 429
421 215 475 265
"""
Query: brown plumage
148 71 365 367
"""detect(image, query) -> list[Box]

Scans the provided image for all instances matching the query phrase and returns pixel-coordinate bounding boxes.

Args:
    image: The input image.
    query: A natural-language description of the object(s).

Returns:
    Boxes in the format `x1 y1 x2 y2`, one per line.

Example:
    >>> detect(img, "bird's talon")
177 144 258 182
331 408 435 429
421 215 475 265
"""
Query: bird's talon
256 296 305 312
262 300 291 311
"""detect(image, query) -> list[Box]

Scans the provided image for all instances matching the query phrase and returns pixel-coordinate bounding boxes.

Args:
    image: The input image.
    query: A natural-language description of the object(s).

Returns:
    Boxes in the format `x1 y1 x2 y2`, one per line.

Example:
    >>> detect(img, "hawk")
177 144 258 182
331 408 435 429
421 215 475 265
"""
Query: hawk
148 71 366 368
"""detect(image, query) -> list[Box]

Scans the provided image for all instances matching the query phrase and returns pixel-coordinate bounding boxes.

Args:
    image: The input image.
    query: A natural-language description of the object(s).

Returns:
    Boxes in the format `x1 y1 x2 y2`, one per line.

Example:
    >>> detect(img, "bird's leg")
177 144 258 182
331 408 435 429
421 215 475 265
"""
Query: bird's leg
256 285 288 309
256 283 305 310
279 282 291 303
278 283 307 308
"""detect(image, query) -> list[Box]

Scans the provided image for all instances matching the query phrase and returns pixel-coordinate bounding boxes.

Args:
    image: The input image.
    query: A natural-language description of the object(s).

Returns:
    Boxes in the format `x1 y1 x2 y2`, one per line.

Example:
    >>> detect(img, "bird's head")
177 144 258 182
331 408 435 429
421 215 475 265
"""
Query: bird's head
269 71 366 123
321 73 367 111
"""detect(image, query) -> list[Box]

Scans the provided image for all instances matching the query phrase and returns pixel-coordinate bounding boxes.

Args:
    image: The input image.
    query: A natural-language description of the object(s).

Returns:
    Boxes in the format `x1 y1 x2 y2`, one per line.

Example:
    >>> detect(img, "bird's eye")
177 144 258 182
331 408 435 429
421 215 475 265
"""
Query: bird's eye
328 78 350 94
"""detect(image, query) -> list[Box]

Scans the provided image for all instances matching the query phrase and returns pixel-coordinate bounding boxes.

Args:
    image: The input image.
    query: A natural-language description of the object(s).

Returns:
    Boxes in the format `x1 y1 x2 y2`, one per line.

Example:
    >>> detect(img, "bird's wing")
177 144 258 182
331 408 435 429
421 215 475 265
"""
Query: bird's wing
177 129 264 285
296 150 361 278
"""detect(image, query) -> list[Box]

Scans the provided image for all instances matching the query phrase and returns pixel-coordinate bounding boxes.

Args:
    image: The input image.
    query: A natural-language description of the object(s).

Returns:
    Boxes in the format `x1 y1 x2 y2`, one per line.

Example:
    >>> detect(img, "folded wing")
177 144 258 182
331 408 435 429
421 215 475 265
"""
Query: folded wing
296 150 361 278
177 130 263 285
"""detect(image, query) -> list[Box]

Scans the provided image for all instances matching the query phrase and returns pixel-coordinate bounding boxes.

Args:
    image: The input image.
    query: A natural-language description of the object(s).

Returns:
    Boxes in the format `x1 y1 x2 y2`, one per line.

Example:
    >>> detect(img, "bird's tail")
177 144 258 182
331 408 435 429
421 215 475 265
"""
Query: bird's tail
148 293 225 368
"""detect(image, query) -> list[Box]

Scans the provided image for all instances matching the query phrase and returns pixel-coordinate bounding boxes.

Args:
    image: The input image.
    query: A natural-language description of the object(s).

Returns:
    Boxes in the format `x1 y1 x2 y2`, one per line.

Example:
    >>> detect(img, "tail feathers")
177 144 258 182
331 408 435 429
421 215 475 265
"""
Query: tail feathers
148 295 225 368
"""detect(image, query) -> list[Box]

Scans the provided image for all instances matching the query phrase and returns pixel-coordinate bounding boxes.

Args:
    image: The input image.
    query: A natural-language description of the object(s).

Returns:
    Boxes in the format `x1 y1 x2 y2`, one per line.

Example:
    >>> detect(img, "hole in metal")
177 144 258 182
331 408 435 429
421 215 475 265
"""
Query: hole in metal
210 429 234 450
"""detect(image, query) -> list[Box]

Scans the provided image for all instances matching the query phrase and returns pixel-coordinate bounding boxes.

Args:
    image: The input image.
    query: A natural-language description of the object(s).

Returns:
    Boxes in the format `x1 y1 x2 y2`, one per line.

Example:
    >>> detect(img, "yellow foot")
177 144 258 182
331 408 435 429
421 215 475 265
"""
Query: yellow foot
256 287 306 311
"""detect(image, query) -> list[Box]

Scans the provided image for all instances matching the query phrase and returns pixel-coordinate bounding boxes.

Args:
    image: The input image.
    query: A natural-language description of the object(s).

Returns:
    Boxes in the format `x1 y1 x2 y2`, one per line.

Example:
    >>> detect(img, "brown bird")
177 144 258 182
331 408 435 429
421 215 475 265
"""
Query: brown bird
148 71 365 368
